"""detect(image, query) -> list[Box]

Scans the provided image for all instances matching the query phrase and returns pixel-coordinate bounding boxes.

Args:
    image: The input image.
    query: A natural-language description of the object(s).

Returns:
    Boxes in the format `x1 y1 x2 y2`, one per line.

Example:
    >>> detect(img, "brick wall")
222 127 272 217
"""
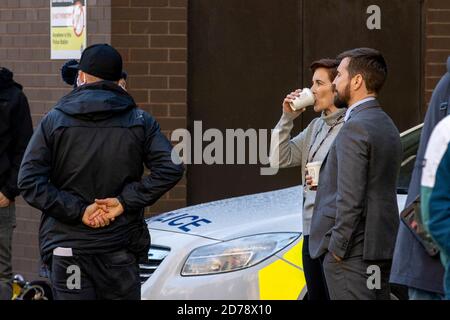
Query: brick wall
0 0 187 281
110 0 187 215
425 0 450 104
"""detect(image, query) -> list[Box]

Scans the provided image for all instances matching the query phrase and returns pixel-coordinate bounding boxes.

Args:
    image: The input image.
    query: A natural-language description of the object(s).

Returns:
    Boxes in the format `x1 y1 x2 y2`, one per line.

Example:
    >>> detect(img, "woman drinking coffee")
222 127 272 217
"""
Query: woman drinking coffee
269 58 346 300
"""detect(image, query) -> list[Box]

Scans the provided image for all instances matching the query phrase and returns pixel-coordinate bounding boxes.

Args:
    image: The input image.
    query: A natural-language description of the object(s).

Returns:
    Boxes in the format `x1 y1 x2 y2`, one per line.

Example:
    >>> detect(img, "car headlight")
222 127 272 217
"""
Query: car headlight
181 232 300 276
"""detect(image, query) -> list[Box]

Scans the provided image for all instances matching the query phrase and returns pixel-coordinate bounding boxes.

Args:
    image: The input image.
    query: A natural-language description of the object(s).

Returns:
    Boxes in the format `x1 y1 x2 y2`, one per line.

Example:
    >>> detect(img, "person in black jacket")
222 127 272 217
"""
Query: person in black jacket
18 44 184 300
0 67 33 300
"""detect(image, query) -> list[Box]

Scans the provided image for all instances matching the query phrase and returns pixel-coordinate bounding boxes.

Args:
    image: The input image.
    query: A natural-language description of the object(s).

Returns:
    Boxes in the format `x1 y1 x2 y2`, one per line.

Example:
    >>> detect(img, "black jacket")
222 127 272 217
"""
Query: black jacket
18 81 184 264
0 67 33 201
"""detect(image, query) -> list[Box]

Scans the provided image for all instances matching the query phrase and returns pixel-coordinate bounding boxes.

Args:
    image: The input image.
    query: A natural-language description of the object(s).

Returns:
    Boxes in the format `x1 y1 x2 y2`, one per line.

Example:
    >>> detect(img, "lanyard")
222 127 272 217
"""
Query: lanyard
306 113 345 164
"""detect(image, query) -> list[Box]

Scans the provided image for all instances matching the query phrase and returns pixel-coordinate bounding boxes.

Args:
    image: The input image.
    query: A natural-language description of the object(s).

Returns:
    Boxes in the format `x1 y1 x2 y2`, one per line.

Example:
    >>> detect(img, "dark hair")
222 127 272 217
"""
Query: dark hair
121 71 128 80
337 47 387 94
310 58 340 82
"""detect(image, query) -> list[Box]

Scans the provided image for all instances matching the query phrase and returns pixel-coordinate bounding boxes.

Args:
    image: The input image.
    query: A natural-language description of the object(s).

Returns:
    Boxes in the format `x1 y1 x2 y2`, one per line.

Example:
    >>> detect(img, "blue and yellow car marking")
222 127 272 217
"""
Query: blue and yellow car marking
258 237 306 300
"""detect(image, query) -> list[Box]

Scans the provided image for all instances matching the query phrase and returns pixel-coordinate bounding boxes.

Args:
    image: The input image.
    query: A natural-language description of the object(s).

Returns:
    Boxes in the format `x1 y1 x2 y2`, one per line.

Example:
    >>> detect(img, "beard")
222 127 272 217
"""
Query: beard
333 83 351 109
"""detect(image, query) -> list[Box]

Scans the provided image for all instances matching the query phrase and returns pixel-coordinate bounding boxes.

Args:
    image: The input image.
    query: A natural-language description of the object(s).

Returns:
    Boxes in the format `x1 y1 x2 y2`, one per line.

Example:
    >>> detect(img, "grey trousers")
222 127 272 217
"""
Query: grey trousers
0 204 15 300
322 251 392 300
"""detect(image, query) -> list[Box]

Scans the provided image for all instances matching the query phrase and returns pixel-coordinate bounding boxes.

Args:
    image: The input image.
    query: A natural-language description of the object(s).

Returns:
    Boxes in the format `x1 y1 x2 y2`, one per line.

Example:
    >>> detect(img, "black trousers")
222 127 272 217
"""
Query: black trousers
50 249 141 300
302 235 330 300
322 252 392 300
0 205 15 300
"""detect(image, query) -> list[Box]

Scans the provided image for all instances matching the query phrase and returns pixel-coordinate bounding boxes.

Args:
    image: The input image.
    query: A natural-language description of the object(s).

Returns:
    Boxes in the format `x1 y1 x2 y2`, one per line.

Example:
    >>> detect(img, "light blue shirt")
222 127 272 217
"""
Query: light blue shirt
344 97 376 122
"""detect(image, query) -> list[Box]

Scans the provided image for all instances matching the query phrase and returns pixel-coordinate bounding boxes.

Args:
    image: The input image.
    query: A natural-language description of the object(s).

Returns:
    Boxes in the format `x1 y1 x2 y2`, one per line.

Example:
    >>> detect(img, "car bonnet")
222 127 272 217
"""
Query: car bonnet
147 186 304 241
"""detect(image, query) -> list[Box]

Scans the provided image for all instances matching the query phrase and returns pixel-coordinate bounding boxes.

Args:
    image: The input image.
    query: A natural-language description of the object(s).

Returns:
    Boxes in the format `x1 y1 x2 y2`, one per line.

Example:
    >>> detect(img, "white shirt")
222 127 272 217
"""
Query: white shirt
344 97 376 122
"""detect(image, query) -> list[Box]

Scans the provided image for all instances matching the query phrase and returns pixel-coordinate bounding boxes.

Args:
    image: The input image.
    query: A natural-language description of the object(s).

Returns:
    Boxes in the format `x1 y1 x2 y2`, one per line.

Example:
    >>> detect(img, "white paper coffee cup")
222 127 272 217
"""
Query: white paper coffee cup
306 161 322 187
289 88 315 111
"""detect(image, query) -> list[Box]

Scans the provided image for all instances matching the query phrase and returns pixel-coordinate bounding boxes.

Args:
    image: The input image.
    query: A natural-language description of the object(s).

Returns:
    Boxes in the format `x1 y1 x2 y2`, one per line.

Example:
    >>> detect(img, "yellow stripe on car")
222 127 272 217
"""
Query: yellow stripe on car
282 237 304 268
258 238 306 300
12 282 21 300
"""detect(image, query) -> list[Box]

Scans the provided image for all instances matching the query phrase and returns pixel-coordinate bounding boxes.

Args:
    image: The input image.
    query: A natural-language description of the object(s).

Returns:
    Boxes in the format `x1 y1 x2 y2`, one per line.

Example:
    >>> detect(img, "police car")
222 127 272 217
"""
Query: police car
140 124 423 300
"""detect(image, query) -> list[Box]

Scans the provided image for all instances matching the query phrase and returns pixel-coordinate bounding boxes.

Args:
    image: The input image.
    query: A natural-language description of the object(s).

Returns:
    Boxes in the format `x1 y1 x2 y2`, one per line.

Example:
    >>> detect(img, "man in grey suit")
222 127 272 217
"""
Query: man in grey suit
309 48 402 299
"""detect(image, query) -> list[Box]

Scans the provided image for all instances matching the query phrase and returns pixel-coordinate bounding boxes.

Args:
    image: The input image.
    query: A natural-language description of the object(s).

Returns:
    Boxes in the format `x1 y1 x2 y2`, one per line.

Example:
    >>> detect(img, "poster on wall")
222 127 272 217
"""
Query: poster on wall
50 0 87 59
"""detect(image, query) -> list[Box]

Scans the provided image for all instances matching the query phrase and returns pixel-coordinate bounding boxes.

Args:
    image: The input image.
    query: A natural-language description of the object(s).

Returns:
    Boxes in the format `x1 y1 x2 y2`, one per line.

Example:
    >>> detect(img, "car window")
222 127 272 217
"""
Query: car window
396 124 423 194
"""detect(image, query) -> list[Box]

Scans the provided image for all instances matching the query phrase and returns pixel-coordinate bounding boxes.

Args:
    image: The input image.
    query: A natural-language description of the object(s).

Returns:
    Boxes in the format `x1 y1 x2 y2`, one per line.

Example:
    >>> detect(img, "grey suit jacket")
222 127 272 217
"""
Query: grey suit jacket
309 99 402 261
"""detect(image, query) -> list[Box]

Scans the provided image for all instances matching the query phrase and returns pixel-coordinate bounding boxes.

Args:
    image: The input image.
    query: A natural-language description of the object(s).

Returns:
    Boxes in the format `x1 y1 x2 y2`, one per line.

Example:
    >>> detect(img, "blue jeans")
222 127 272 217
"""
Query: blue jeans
444 256 450 300
408 287 445 300
0 204 15 300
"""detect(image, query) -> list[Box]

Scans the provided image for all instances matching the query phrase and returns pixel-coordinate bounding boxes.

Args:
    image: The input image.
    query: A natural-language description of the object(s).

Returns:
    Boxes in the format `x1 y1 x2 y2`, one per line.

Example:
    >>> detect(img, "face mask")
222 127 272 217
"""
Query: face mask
118 80 126 91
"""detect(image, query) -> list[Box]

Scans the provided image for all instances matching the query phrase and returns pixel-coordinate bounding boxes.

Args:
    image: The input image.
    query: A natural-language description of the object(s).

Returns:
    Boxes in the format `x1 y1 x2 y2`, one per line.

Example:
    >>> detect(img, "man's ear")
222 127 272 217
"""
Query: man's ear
78 70 86 82
351 74 364 92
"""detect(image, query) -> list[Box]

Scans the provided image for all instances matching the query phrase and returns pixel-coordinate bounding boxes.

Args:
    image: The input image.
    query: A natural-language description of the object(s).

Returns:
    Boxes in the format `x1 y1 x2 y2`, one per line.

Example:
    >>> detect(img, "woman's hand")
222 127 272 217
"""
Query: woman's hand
282 89 306 116
305 174 317 191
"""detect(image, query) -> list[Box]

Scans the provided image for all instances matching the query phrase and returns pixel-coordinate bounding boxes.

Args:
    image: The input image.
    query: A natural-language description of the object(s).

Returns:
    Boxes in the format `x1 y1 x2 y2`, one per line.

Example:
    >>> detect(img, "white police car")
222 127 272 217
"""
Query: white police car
140 124 422 300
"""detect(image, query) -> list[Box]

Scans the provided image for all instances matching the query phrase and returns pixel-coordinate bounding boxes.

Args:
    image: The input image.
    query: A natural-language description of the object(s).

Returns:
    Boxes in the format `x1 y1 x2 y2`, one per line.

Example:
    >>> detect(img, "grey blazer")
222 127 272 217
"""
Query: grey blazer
309 99 402 261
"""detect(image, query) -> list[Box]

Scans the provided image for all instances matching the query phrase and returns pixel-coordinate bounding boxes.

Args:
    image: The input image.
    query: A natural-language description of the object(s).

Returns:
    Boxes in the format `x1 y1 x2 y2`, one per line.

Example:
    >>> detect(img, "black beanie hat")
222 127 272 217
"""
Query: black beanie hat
78 43 123 81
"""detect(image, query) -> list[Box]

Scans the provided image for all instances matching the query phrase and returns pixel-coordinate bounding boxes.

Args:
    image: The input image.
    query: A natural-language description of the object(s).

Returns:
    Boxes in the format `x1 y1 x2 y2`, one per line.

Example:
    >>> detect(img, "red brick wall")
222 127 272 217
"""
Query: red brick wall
111 0 187 215
0 0 187 281
425 0 450 103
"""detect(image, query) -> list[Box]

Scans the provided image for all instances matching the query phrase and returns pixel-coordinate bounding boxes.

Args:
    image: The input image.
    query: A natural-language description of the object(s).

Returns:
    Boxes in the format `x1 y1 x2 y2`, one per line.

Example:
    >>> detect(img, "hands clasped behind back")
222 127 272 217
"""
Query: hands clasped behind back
0 192 11 208
81 197 124 229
